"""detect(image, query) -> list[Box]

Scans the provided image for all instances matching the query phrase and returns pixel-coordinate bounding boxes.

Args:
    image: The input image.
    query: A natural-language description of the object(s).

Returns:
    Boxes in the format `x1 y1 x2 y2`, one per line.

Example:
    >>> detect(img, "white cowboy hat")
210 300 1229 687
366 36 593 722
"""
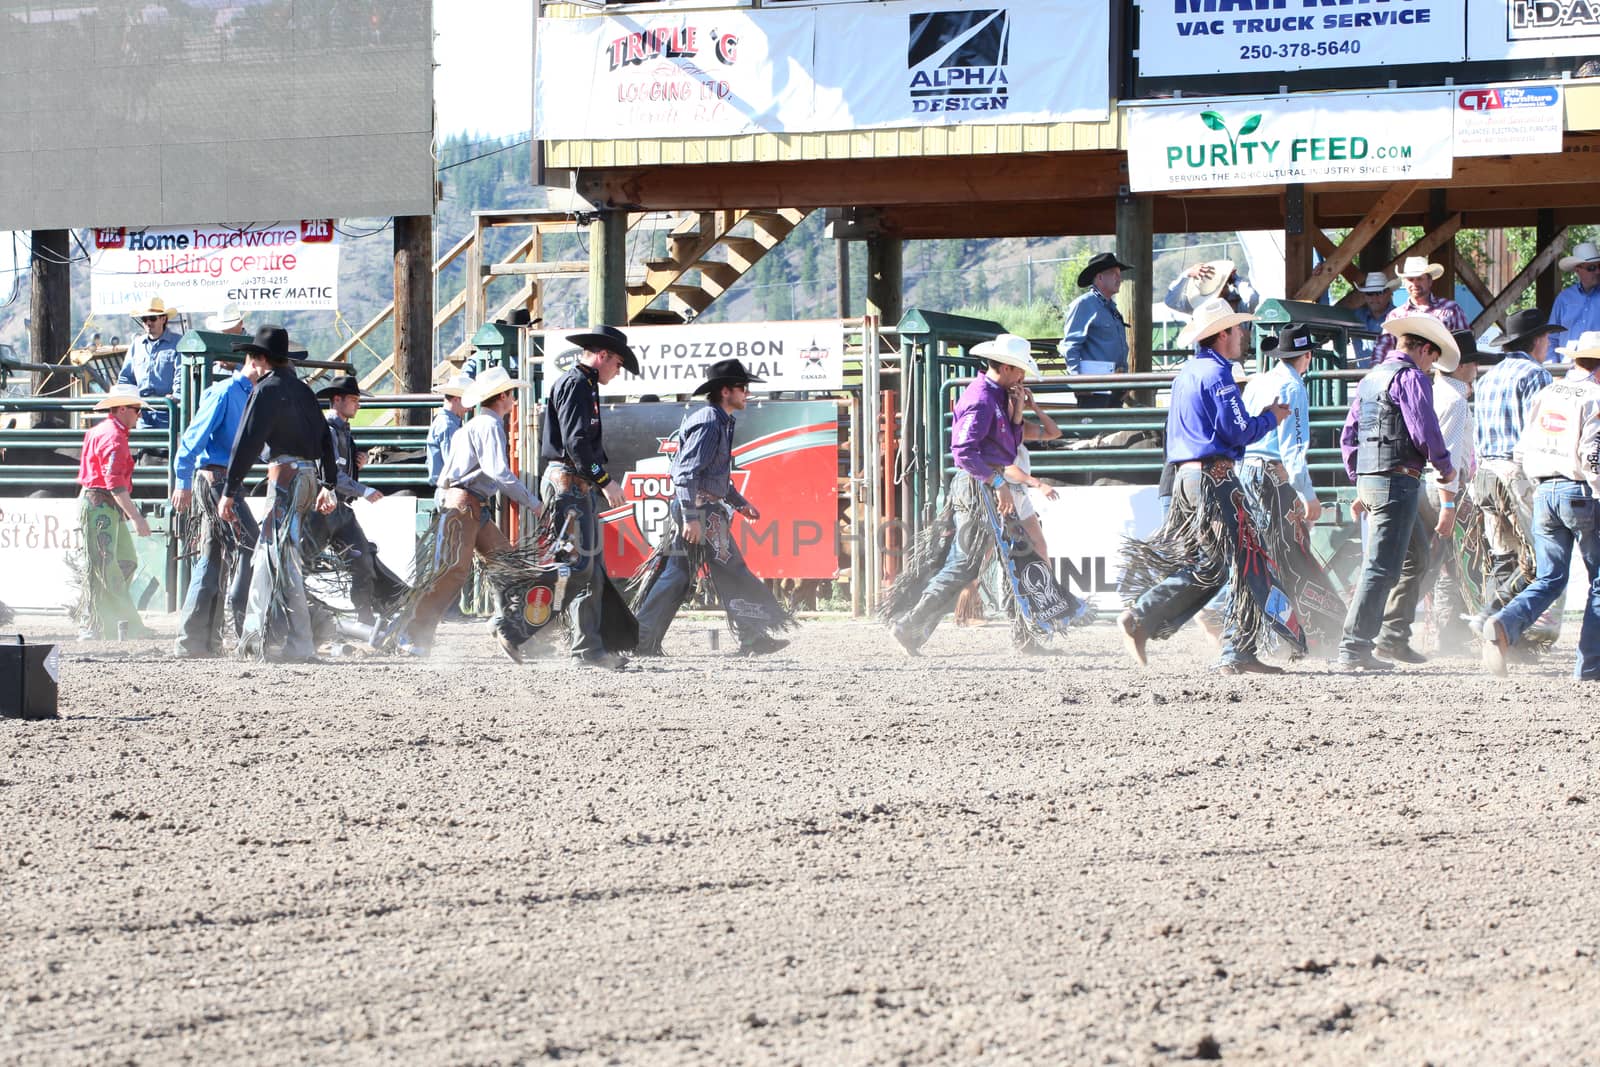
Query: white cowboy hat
130 296 177 319
1177 259 1237 308
467 366 528 407
1394 256 1444 281
1176 296 1255 348
1382 314 1460 372
437 373 473 398
1565 330 1600 363
1355 271 1396 293
969 333 1040 377
93 384 147 410
1558 242 1600 272
205 302 244 331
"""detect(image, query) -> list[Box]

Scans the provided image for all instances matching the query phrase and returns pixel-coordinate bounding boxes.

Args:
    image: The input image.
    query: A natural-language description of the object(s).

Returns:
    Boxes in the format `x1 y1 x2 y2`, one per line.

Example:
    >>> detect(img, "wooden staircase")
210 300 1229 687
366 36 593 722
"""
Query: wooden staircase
626 208 810 323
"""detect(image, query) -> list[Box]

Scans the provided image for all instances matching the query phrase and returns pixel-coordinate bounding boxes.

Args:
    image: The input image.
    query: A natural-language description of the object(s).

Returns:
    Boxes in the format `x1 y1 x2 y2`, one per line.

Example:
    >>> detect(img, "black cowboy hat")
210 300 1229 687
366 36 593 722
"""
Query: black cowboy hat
1077 251 1134 288
692 358 766 396
315 374 366 400
1498 308 1563 352
566 324 639 375
1451 329 1482 364
231 324 294 363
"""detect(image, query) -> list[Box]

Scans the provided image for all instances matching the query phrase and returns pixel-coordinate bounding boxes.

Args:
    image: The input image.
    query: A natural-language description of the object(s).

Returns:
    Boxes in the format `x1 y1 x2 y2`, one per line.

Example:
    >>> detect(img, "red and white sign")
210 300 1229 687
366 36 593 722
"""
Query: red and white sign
89 220 341 316
1453 83 1564 158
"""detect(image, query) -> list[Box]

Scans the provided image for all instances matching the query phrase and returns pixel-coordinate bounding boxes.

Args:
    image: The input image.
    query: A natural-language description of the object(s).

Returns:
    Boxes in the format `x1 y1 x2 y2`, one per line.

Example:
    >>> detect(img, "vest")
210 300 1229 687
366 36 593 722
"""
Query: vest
1355 361 1425 475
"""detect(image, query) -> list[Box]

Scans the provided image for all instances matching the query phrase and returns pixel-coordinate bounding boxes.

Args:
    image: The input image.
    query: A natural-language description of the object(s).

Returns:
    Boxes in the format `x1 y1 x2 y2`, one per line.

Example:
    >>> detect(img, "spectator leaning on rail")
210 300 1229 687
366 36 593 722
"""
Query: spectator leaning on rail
1372 256 1469 364
76 384 154 640
1336 315 1458 671
170 344 273 658
117 296 182 430
1059 251 1133 409
1550 242 1600 353
1470 307 1561 622
1479 331 1600 680
1351 271 1397 369
426 374 472 499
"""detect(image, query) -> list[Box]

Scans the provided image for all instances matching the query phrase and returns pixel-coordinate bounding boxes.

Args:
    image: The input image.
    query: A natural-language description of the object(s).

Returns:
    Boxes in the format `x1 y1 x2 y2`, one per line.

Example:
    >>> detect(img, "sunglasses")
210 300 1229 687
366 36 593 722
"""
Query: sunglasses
139 315 164 323
1578 264 1600 273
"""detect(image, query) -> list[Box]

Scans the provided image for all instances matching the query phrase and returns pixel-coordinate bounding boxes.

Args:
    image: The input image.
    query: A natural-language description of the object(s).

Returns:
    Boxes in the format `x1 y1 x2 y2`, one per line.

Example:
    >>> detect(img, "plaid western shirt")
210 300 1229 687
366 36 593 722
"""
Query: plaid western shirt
1473 351 1553 461
1372 296 1470 363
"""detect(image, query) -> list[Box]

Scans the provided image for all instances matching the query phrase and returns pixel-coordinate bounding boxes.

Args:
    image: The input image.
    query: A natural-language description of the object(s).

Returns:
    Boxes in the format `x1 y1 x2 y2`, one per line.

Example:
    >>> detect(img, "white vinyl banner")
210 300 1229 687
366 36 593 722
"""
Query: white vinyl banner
0 499 84 610
1454 83 1565 156
1138 0 1464 77
1468 0 1600 59
1126 91 1455 192
540 321 847 399
89 221 341 316
1032 485 1164 611
534 0 1108 140
809 0 1109 129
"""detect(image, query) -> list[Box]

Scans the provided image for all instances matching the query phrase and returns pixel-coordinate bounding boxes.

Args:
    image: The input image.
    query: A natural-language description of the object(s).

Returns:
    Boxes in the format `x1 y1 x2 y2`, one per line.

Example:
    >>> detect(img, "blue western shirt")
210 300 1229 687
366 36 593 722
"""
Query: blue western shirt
427 408 463 486
173 371 253 491
1352 305 1386 368
1474 351 1553 461
117 328 182 429
1243 361 1316 505
1550 282 1600 350
1165 347 1277 463
1058 289 1128 374
672 404 750 517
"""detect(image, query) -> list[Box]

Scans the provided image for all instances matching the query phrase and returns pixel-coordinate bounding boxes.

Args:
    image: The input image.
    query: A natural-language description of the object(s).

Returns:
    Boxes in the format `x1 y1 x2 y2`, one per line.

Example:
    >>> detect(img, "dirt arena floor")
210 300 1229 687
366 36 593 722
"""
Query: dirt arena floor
3 609 1599 1064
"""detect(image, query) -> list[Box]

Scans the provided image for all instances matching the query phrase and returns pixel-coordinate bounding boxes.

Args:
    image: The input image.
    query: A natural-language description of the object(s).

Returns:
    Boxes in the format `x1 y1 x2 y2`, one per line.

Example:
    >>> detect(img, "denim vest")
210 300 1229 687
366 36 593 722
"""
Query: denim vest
1355 361 1425 474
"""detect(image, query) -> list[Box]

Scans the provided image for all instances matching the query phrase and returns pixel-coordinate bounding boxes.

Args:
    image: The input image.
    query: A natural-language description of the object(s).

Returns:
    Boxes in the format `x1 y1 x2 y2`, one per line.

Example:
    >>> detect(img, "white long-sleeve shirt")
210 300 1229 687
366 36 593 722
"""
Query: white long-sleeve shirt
438 413 541 512
1512 372 1600 498
1430 374 1475 495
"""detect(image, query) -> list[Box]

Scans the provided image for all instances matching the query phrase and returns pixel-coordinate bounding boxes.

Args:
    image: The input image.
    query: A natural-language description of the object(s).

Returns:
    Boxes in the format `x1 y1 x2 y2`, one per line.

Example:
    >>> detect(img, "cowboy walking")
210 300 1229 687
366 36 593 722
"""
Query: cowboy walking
76 385 154 640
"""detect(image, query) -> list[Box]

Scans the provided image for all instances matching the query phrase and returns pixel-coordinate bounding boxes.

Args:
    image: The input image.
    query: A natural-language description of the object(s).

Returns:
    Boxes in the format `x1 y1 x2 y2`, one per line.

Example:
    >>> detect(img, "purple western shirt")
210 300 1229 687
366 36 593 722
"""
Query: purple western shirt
950 374 1022 478
1340 352 1454 482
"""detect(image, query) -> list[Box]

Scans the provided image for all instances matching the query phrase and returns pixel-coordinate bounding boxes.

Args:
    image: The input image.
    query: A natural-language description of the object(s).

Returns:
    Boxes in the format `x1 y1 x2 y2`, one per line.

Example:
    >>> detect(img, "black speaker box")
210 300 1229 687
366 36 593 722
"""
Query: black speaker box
0 635 60 720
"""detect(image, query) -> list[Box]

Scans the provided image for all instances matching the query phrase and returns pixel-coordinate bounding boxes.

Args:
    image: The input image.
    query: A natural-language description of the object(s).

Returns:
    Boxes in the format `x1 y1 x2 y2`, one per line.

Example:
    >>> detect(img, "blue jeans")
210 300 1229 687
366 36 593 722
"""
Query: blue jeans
897 479 987 647
176 484 258 655
1132 468 1257 665
1495 479 1600 679
1341 473 1421 656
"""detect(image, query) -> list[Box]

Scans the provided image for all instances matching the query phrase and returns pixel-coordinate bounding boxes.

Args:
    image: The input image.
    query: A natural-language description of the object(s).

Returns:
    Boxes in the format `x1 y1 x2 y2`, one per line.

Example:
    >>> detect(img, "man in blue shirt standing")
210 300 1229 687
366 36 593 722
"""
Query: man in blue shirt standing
1059 251 1132 409
1118 298 1295 675
118 296 182 429
170 347 272 657
1551 242 1600 352
1350 271 1395 368
426 374 471 498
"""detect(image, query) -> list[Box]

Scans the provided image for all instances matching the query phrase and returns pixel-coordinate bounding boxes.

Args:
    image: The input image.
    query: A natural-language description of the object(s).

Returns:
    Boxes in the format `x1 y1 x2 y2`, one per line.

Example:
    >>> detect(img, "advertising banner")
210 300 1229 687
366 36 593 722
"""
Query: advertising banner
1468 0 1600 59
541 320 846 399
1126 91 1455 192
534 0 1108 140
1454 83 1565 156
1137 0 1464 77
89 221 341 316
587 401 841 581
1031 485 1164 611
0 499 85 610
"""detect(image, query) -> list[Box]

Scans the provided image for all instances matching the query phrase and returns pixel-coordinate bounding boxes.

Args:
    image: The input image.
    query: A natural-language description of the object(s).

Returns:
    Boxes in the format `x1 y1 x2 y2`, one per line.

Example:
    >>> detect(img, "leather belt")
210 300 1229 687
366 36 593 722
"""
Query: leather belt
442 486 489 509
1387 466 1422 479
81 487 118 504
266 458 313 485
548 470 586 493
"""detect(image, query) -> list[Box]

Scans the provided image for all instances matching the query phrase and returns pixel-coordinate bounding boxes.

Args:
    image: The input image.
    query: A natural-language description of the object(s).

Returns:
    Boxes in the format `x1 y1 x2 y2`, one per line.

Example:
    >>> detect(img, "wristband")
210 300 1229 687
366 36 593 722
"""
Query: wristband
1442 501 1457 509
991 473 1006 489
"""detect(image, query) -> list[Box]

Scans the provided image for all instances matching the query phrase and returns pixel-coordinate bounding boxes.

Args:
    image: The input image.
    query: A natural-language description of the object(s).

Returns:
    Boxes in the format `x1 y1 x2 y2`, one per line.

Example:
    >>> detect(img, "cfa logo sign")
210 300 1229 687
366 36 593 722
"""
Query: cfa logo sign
907 9 1010 114
1458 86 1561 111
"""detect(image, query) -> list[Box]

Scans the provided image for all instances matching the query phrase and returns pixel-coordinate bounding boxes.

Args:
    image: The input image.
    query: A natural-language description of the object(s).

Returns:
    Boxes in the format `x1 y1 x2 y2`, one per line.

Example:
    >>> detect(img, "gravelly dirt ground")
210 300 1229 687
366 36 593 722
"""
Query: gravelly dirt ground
3 610 1598 1065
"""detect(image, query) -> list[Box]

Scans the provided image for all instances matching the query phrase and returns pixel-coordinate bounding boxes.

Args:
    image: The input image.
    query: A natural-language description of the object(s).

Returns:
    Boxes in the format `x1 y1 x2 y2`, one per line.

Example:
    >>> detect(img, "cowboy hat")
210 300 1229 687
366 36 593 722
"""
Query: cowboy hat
467 366 528 408
1177 259 1238 308
1497 307 1563 352
969 333 1041 377
315 375 366 400
565 324 639 375
1271 323 1315 359
205 302 244 332
93 384 146 411
1077 251 1134 289
231 324 294 363
1566 330 1600 363
130 296 177 319
1451 329 1482 364
692 357 766 397
1558 242 1600 273
1355 271 1396 293
437 373 473 398
1176 296 1255 348
1382 314 1460 372
1394 256 1444 281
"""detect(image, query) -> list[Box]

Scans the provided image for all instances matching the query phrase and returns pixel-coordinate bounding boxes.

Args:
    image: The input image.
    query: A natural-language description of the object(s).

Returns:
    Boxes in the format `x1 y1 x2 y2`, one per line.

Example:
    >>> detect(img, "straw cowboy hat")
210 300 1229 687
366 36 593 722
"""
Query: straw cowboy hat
565 324 640 375
1565 330 1600 363
1176 296 1255 348
692 357 766 396
131 296 177 319
1394 256 1445 281
1355 271 1396 293
93 384 147 411
970 333 1041 377
205 302 244 332
437 373 473 398
467 366 528 408
1558 242 1600 273
1176 259 1238 307
1077 251 1134 288
1382 314 1460 372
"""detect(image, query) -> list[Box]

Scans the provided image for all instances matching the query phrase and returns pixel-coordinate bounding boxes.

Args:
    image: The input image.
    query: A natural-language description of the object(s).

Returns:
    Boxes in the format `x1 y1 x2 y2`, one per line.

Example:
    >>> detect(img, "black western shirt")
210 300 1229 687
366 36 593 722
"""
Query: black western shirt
224 366 339 496
540 363 612 487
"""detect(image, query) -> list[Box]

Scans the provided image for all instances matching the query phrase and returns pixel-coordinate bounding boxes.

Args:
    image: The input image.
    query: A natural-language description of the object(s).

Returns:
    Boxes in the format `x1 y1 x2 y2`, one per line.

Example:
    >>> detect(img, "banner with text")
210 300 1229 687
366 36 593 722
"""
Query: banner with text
1454 83 1564 156
89 221 340 316
1468 0 1600 59
534 0 1108 140
1126 91 1455 192
1033 485 1164 611
1138 0 1464 77
541 320 846 399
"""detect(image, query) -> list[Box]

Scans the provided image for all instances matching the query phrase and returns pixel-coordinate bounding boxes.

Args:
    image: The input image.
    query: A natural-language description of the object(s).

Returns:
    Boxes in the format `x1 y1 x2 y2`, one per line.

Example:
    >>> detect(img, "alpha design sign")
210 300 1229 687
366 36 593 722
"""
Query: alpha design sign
1125 91 1455 192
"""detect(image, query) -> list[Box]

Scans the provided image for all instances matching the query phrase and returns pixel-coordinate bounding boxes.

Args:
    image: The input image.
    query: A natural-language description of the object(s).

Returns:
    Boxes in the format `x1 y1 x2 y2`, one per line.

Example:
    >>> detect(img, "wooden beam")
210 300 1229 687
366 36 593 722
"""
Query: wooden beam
1471 226 1570 334
487 260 589 276
1294 181 1416 301
1390 214 1462 271
1453 253 1497 327
1283 186 1315 297
1311 230 1368 292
